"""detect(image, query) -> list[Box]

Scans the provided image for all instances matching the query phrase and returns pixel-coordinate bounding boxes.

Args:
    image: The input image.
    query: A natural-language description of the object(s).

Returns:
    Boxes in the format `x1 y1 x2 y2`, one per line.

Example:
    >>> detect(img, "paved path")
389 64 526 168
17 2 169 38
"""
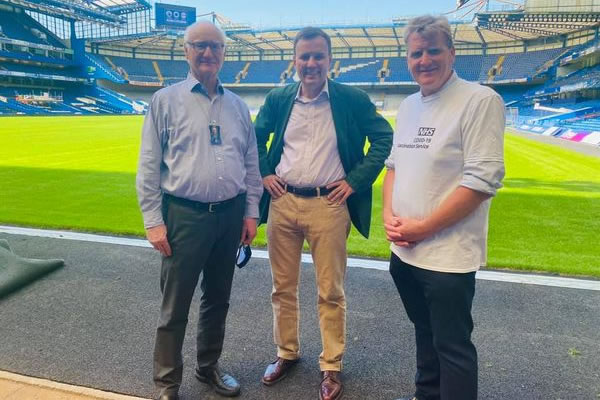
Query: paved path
1 231 599 400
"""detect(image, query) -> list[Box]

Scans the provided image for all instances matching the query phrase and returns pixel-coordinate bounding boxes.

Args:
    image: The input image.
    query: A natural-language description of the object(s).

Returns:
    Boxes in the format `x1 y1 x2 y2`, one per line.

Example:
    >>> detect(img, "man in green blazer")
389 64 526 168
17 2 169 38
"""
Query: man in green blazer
254 27 392 400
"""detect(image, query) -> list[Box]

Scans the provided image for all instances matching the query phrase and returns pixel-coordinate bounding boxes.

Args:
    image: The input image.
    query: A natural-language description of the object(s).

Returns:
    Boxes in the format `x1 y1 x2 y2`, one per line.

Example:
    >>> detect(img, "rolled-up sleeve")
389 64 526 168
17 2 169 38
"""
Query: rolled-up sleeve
460 93 505 196
242 109 264 218
136 94 165 228
384 145 395 170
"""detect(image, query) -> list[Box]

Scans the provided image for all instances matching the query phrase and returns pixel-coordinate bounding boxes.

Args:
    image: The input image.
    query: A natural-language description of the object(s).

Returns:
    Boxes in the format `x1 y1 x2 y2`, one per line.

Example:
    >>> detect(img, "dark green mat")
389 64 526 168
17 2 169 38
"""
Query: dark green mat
0 239 64 298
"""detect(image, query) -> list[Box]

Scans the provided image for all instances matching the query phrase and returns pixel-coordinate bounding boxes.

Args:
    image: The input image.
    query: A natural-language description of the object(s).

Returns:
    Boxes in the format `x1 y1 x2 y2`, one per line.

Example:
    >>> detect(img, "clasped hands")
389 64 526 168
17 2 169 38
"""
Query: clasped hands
263 174 354 204
383 213 433 248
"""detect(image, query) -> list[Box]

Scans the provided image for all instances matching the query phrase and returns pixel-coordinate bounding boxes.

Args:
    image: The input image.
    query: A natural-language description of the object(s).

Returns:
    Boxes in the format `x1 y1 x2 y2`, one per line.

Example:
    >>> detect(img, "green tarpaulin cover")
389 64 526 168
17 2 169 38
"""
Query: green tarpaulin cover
0 239 64 298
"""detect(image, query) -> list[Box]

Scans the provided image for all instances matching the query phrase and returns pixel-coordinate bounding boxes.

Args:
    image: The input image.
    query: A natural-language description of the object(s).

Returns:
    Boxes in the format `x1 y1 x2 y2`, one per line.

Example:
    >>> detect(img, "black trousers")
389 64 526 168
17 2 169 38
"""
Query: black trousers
153 194 245 395
390 253 478 400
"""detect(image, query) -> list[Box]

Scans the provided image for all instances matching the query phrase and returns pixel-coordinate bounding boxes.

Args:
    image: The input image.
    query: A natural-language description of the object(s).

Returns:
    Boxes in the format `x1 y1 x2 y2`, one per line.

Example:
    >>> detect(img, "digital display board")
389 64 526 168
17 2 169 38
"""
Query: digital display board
155 3 196 30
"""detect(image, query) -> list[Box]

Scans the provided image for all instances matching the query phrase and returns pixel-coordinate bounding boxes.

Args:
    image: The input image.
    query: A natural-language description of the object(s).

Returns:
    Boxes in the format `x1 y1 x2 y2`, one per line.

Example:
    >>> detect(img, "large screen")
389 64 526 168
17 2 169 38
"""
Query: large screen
155 3 196 30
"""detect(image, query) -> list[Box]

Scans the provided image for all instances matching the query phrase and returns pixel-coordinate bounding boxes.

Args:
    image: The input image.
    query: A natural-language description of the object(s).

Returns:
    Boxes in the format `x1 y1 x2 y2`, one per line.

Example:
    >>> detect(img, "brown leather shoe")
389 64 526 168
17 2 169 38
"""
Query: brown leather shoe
261 357 299 386
319 370 343 400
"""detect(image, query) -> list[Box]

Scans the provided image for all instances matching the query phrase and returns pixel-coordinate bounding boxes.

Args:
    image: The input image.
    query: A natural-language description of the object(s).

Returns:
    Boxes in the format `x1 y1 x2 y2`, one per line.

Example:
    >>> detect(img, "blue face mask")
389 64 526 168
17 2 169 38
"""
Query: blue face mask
236 244 252 268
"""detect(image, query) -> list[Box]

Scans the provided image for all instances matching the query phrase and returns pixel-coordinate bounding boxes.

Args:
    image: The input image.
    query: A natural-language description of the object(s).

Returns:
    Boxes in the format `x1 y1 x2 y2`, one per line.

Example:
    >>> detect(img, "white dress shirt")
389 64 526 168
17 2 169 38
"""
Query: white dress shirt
275 81 346 187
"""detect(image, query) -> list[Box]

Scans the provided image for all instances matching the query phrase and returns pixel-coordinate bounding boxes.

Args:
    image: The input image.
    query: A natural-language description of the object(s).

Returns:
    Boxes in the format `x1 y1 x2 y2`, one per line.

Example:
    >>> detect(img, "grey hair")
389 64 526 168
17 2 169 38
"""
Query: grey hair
183 21 226 45
405 15 454 49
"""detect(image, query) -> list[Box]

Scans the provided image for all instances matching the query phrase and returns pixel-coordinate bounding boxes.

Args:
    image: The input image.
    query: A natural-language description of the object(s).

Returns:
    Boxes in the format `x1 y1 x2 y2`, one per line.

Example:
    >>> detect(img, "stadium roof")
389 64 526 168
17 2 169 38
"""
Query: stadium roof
476 11 600 41
223 13 600 50
88 10 600 52
0 0 150 25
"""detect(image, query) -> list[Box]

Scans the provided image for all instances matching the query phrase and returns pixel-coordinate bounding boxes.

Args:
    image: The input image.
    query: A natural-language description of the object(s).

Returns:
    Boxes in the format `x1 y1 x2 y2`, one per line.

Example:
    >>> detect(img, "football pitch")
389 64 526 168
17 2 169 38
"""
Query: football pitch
1 115 598 277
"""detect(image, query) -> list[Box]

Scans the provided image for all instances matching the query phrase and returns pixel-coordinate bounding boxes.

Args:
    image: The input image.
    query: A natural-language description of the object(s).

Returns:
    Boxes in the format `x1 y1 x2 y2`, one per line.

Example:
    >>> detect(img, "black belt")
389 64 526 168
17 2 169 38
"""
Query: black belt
286 184 331 198
165 193 244 213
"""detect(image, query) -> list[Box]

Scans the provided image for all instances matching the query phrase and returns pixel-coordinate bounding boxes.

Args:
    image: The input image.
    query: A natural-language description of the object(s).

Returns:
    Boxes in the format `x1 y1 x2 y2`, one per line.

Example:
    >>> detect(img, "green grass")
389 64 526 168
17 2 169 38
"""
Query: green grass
0 116 599 277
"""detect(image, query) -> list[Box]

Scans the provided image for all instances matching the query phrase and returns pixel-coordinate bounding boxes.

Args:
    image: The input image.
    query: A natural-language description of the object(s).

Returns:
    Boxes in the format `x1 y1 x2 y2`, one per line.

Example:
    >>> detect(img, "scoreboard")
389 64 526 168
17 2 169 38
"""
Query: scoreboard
155 3 196 30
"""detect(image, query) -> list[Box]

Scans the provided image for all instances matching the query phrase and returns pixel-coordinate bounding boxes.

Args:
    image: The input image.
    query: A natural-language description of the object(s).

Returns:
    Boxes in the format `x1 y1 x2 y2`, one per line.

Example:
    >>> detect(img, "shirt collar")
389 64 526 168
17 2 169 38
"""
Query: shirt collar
185 73 224 96
295 79 330 103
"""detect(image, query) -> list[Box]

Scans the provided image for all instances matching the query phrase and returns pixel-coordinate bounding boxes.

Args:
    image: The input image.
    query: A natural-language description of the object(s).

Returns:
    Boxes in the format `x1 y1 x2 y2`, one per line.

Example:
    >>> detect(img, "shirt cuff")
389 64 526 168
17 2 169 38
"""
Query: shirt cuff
142 211 164 229
245 203 260 219
384 155 394 169
461 160 504 196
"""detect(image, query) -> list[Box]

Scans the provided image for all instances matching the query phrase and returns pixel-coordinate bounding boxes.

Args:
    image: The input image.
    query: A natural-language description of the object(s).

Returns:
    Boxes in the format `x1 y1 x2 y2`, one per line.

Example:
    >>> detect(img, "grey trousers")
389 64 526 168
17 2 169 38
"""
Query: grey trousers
153 194 245 395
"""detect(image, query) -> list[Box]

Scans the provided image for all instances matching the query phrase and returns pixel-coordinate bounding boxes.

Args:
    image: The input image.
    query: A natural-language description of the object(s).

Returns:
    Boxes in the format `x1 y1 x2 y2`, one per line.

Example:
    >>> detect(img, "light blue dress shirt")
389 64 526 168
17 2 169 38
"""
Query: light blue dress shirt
136 74 263 228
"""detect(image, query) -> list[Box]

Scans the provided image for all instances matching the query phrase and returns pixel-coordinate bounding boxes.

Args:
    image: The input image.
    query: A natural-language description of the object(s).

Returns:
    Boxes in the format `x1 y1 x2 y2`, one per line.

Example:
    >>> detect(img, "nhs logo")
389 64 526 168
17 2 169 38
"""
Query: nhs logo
418 127 436 136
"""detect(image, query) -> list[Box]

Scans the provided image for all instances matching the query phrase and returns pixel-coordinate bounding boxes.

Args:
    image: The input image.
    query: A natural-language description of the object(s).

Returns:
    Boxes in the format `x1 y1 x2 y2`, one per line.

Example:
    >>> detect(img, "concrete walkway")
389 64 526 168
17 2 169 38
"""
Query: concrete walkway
1 230 599 400
0 371 147 400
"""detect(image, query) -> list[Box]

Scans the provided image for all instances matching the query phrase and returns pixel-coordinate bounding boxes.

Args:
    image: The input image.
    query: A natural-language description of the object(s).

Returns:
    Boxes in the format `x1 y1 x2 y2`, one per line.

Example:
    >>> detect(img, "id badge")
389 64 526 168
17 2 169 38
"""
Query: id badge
209 122 222 145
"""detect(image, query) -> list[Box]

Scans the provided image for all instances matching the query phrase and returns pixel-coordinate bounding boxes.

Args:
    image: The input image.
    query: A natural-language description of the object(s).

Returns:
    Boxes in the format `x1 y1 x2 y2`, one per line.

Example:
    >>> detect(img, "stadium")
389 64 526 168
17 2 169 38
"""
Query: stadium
0 0 600 133
0 0 599 399
1 0 600 137
0 0 598 271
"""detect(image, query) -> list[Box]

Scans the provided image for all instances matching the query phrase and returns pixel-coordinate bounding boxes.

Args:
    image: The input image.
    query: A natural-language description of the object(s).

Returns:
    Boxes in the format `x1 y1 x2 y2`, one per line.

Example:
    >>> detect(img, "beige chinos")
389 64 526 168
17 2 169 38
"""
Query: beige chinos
267 192 351 371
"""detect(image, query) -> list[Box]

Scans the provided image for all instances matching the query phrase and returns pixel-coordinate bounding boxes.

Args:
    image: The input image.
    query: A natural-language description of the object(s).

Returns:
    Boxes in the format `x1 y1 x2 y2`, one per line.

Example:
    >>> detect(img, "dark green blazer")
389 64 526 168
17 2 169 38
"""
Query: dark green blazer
254 80 393 238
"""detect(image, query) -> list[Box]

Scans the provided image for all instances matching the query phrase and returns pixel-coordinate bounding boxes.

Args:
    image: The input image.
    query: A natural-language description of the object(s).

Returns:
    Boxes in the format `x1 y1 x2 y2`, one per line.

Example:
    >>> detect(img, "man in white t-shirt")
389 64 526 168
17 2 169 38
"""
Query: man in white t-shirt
383 15 505 400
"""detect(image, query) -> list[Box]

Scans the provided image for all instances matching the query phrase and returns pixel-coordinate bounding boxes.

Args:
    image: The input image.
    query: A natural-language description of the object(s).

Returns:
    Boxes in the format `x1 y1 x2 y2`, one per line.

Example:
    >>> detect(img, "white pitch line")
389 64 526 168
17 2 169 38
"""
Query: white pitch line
1 225 599 292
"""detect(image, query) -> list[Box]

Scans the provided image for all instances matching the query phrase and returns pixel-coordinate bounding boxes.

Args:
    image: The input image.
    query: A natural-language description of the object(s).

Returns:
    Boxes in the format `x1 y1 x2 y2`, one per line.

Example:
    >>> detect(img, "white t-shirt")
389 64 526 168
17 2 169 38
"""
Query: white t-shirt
385 72 505 273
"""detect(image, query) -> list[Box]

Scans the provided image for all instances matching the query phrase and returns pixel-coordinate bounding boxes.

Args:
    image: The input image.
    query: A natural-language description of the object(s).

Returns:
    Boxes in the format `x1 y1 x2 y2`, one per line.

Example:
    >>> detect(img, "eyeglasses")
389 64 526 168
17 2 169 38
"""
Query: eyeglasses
236 244 252 268
185 41 225 52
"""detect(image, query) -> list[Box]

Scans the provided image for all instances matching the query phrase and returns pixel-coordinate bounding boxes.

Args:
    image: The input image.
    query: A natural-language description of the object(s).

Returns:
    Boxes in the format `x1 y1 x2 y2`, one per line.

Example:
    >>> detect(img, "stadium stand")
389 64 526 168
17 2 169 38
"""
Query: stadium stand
483 48 566 81
84 53 127 83
243 60 291 84
454 55 484 81
335 58 383 83
0 62 82 78
110 55 161 83
94 48 573 86
218 60 248 83
0 10 63 47
1 0 599 149
548 65 600 90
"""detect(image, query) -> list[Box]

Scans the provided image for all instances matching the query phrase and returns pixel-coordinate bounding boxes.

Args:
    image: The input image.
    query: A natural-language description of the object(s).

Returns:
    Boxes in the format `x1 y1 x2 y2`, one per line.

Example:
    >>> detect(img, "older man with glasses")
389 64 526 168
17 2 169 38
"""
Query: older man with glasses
136 21 262 400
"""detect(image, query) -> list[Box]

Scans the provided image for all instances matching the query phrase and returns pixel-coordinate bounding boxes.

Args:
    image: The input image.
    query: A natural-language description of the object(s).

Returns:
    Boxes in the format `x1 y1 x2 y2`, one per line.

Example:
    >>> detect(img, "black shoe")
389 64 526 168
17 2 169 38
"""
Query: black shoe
195 366 241 397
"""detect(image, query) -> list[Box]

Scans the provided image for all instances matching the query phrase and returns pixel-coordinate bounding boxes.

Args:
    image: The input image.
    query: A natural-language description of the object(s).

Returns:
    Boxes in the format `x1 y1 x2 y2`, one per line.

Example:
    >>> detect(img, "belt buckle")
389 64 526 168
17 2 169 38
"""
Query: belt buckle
208 202 220 212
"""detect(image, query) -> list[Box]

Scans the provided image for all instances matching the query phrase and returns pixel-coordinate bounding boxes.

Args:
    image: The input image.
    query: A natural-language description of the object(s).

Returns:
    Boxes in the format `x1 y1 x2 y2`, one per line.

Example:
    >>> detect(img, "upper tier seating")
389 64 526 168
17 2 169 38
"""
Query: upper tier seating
483 48 565 81
0 62 81 78
94 46 573 86
0 12 63 48
335 58 382 83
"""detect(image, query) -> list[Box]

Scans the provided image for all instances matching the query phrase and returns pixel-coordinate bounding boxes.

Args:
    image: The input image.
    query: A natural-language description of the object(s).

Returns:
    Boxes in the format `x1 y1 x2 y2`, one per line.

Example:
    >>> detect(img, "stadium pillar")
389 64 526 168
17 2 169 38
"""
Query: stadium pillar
70 20 76 40
70 20 86 64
